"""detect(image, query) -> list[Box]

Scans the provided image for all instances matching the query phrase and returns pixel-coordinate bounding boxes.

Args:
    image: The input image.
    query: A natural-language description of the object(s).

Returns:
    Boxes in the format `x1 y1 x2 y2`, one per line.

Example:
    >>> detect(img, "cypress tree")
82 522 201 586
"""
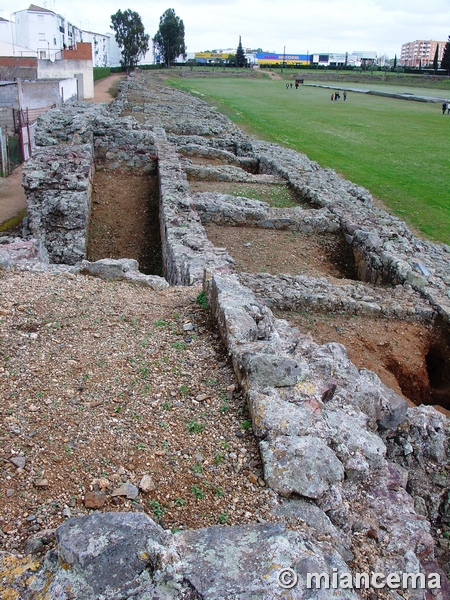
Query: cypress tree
236 36 247 68
433 44 439 73
441 36 450 75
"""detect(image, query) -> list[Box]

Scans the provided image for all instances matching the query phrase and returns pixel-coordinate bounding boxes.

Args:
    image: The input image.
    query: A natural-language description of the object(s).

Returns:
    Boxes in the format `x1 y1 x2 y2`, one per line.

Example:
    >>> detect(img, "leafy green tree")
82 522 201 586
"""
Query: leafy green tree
227 53 236 67
433 44 439 73
441 36 450 75
153 9 186 68
236 36 247 68
110 9 150 72
392 54 397 70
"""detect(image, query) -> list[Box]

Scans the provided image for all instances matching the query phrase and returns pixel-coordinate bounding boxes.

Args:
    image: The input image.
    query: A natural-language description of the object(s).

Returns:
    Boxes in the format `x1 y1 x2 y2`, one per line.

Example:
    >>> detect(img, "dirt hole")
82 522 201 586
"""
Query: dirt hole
276 310 450 414
205 224 358 281
389 322 450 410
87 171 162 275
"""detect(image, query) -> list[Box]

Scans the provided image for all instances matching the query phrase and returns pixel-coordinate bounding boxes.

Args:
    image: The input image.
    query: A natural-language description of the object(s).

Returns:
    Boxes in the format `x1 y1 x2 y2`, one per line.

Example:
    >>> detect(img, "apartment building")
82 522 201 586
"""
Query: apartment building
9 5 120 67
13 4 83 60
81 30 112 67
400 40 446 67
0 17 15 46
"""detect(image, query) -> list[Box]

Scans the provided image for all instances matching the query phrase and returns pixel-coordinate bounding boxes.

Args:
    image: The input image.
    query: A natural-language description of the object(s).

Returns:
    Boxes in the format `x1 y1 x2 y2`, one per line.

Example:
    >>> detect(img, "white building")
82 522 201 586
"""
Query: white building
13 4 82 60
7 5 130 67
80 30 112 67
0 17 15 46
311 51 377 68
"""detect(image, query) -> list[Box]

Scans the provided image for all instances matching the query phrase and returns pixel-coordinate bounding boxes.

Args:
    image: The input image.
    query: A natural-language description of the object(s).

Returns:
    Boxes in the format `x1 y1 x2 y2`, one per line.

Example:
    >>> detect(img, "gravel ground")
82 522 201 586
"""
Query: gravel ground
0 268 278 555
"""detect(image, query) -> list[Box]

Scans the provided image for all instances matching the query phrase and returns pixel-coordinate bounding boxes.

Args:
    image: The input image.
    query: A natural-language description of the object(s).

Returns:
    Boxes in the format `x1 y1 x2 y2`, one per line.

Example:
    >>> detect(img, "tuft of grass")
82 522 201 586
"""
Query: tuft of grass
191 484 205 499
195 291 209 309
148 499 166 519
187 419 205 434
107 78 123 98
0 209 27 233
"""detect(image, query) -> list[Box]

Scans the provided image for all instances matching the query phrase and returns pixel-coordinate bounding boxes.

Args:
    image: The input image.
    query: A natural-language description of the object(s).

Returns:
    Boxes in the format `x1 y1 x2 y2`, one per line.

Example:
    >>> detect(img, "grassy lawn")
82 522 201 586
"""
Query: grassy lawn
168 76 450 244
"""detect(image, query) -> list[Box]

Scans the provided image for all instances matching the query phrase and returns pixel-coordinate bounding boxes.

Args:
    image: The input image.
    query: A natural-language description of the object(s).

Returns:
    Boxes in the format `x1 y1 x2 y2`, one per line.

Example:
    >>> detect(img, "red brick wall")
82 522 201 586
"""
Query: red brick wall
0 57 37 67
62 43 92 61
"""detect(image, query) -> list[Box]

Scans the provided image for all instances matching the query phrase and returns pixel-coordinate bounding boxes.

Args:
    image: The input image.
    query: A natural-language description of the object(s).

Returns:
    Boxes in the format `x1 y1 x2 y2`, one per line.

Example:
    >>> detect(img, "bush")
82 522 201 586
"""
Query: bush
93 67 111 81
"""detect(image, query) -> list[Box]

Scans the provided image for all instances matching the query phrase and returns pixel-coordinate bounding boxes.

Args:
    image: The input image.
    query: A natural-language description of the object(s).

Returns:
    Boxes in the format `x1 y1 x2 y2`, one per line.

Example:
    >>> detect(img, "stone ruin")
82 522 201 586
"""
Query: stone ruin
1 71 450 598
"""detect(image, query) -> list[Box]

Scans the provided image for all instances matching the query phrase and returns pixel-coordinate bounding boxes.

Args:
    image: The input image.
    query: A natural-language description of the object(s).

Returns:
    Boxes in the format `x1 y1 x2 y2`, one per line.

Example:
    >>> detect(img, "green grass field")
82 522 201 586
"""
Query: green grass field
167 76 450 244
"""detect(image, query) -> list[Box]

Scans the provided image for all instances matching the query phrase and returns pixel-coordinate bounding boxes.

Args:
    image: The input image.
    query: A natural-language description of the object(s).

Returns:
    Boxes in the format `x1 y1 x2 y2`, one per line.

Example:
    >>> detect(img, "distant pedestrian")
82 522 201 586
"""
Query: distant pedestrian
295 82 299 90
343 91 347 101
442 102 447 115
286 83 289 89
290 83 293 89
331 93 334 101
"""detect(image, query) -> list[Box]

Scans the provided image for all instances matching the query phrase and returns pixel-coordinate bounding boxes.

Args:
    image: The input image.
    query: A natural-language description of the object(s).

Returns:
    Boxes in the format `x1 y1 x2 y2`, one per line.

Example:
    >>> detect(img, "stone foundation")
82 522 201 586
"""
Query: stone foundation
1 72 449 598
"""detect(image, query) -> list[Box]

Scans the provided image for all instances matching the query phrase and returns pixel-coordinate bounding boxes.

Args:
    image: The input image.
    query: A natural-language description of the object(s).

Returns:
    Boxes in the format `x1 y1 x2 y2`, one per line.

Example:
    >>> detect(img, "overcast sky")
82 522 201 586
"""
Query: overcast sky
1 0 449 58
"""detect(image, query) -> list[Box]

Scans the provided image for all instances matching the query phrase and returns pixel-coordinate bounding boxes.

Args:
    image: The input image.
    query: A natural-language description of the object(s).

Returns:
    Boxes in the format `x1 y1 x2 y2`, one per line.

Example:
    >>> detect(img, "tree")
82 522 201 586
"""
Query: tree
441 36 450 75
433 44 439 74
227 53 236 67
153 9 186 68
236 36 247 68
392 54 397 70
110 9 150 72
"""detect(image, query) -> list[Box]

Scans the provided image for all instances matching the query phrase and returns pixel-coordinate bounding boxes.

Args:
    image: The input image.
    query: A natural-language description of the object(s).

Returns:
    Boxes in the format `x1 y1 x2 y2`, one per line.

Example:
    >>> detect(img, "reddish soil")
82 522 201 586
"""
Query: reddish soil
0 165 26 227
87 171 162 275
204 223 357 281
87 73 126 103
202 222 450 414
278 311 450 415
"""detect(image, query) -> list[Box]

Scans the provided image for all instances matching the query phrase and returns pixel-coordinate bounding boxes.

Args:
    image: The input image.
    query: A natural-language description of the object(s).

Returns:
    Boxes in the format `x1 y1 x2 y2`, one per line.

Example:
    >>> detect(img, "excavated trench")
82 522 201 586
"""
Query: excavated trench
87 171 162 276
204 225 358 281
277 310 450 413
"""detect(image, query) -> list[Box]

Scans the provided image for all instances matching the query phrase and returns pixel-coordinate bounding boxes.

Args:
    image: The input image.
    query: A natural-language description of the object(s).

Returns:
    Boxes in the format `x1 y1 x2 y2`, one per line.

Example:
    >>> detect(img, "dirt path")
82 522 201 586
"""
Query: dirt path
87 73 126 103
0 73 126 229
0 165 26 229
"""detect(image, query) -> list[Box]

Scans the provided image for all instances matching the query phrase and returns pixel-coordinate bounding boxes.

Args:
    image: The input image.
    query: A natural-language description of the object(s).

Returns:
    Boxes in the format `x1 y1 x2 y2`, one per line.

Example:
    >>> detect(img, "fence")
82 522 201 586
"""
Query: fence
0 106 51 175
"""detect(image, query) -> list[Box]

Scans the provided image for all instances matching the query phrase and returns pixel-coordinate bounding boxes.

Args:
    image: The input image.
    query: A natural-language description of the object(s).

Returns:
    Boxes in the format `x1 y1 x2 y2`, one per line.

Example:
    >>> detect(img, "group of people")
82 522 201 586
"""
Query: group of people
331 91 347 101
285 82 300 90
442 102 450 114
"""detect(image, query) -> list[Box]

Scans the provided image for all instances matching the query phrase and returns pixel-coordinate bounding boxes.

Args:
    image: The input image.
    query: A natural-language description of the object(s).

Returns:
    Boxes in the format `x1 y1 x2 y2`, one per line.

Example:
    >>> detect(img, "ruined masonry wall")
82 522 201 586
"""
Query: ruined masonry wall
22 102 158 264
4 73 448 598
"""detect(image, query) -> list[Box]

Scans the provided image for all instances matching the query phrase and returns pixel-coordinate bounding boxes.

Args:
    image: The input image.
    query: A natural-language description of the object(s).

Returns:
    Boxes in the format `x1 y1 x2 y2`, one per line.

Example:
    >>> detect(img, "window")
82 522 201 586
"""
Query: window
38 14 44 22
39 32 45 41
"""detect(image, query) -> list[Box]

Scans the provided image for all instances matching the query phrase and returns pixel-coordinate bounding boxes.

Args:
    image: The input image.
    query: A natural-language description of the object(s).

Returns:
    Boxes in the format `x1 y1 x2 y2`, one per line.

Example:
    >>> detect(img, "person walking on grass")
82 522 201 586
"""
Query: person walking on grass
442 101 447 115
343 90 347 101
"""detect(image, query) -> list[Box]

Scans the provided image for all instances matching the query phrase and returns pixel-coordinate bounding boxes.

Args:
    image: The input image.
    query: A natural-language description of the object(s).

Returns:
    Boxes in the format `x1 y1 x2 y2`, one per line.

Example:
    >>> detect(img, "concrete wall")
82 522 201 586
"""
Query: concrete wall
59 78 77 103
37 58 93 99
0 56 38 80
19 78 77 109
21 80 60 109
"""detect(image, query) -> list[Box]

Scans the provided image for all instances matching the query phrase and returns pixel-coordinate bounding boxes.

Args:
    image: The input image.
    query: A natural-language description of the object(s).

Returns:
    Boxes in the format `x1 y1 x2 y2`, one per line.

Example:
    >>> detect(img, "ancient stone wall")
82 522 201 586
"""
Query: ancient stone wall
2 72 449 597
21 101 158 265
